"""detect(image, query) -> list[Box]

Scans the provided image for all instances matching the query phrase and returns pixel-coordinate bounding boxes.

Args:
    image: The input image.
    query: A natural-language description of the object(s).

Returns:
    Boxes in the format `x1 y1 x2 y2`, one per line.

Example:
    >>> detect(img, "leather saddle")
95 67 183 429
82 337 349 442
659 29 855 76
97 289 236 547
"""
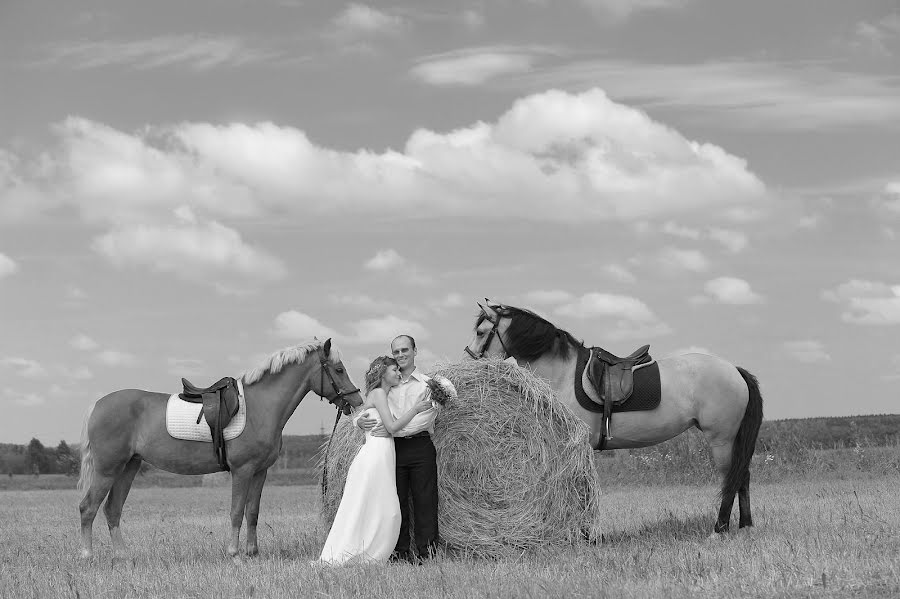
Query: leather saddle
179 376 240 471
585 344 652 450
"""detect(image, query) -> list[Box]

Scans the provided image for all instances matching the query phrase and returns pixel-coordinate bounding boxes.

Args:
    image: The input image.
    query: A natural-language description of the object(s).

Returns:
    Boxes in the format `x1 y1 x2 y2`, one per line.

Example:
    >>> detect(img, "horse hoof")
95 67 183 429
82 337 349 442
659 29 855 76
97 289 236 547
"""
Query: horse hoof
80 549 93 560
246 548 259 558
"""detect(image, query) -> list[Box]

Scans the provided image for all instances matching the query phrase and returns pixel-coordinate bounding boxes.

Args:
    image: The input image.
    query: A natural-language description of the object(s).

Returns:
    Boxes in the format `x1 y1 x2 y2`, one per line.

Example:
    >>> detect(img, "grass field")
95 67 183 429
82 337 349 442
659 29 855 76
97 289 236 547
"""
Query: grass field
2 471 899 599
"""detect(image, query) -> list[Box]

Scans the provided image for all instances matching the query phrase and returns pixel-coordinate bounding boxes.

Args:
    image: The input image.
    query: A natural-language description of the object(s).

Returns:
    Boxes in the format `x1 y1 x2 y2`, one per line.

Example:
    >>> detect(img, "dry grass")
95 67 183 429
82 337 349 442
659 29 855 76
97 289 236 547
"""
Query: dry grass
319 359 602 557
2 477 899 599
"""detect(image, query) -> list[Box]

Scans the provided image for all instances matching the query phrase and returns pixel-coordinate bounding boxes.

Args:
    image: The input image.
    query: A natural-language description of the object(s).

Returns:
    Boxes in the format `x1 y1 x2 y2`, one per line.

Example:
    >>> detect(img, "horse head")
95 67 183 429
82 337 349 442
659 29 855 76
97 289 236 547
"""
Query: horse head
464 298 512 360
315 338 363 414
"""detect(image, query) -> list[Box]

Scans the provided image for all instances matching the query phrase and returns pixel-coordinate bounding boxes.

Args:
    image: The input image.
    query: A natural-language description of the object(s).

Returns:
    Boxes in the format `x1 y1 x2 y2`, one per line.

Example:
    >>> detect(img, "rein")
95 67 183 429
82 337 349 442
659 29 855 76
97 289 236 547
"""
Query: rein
316 346 359 503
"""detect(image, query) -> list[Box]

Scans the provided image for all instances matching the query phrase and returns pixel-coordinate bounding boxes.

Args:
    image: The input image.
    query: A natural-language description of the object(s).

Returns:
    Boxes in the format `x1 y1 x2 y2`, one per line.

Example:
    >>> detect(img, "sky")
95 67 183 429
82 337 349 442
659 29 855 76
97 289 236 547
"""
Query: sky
1 0 899 445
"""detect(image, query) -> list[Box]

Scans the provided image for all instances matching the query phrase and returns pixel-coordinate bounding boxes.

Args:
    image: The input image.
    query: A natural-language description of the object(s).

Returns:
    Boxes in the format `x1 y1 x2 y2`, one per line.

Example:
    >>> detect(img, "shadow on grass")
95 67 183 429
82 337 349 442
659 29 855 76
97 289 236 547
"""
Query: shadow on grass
596 511 716 545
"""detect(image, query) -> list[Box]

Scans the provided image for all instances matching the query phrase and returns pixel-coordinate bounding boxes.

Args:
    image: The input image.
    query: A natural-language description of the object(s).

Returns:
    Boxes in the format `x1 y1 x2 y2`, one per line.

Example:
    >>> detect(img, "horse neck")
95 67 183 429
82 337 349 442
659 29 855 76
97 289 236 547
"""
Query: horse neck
519 348 579 411
244 358 315 433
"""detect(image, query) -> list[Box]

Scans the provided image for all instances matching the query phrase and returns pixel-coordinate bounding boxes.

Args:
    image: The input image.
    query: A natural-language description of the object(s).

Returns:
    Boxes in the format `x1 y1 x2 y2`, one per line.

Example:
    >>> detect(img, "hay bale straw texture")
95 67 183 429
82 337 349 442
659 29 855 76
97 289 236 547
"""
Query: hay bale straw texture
318 359 603 558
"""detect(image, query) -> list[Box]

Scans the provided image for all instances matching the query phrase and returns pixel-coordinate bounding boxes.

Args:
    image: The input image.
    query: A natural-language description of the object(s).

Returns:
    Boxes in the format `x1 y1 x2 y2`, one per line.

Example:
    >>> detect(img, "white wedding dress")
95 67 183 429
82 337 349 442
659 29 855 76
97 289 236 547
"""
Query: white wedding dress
319 409 401 564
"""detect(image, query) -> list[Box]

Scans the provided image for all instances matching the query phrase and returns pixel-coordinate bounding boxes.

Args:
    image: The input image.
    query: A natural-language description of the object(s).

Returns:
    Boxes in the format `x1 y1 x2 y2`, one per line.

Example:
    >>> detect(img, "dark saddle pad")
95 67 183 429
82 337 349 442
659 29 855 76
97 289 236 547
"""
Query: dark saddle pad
179 376 240 471
574 346 661 414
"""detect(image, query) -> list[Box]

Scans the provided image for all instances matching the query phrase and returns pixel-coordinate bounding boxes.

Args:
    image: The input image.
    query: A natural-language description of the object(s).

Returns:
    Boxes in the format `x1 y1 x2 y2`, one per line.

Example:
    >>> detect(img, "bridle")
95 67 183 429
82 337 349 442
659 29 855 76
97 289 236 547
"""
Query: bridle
317 346 360 416
465 308 511 360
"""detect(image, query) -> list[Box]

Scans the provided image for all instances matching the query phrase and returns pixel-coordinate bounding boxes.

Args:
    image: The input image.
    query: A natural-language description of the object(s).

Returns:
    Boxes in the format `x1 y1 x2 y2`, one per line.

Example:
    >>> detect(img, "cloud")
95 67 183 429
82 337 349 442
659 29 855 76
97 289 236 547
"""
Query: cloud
273 311 340 340
515 59 900 130
553 292 672 341
2 388 45 407
0 253 18 280
271 311 427 345
602 264 636 284
429 293 465 311
823 279 900 325
332 3 405 37
849 14 900 57
411 47 546 86
364 249 405 271
96 350 138 367
656 246 710 273
40 35 282 70
702 277 764 304
61 366 94 380
461 9 485 29
92 220 286 287
658 222 747 252
0 357 48 379
783 340 831 363
579 0 690 22
5 90 767 227
70 334 99 351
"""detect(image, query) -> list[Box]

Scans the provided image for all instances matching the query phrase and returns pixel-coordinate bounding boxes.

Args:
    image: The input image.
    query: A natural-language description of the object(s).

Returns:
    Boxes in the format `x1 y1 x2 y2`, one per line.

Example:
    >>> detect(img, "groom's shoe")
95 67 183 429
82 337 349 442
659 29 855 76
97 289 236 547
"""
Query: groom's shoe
389 551 417 564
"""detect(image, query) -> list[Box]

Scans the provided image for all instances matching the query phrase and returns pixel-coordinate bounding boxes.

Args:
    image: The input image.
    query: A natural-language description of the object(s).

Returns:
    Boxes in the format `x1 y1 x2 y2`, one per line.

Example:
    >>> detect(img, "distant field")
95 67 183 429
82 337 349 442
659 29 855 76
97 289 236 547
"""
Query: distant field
2 473 899 598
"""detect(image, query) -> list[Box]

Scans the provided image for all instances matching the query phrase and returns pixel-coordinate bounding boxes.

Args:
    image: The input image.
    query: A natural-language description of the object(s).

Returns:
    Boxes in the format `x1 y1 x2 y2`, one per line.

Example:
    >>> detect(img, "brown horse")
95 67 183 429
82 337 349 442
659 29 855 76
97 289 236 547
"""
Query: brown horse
77 338 362 559
464 301 764 535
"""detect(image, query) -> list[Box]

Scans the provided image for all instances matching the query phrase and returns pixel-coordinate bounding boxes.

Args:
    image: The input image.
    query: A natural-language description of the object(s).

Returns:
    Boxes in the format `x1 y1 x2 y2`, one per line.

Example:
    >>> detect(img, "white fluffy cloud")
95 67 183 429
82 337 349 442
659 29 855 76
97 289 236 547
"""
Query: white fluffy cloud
783 340 831 363
364 249 405 271
702 277 764 304
823 279 900 325
580 0 689 21
272 311 426 346
332 3 404 37
6 89 767 228
96 350 138 367
0 357 48 379
656 246 710 273
551 292 671 341
411 47 538 86
70 334 99 351
0 253 18 280
273 311 340 340
92 220 286 286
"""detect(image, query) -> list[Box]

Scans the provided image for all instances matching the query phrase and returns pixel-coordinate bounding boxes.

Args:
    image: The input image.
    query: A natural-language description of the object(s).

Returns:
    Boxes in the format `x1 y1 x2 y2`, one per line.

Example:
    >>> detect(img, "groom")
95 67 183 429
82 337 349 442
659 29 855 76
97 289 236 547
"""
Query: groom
357 334 439 562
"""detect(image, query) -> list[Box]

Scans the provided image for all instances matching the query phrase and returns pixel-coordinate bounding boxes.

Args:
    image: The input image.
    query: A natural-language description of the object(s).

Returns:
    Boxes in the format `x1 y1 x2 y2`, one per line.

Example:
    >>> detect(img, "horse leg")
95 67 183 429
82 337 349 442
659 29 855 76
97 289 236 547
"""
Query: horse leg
708 441 736 534
103 456 142 556
79 472 118 559
737 468 753 528
227 468 253 557
244 469 269 557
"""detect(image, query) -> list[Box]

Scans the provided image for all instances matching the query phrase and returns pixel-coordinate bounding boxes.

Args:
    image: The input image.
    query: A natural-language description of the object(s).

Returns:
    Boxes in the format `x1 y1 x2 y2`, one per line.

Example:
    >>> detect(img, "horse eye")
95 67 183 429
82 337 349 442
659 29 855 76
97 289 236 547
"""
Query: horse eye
336 367 344 374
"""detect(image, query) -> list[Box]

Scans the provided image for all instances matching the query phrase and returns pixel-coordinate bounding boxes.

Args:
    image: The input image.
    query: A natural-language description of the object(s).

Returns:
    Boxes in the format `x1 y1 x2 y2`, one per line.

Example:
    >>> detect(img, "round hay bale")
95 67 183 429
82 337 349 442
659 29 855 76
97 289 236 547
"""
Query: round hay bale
318 358 602 558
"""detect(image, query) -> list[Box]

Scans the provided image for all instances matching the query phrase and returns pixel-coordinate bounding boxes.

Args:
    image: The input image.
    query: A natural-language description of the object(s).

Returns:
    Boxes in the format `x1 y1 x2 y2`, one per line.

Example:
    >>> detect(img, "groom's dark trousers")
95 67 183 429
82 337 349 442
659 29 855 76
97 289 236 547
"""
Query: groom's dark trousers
394 433 438 558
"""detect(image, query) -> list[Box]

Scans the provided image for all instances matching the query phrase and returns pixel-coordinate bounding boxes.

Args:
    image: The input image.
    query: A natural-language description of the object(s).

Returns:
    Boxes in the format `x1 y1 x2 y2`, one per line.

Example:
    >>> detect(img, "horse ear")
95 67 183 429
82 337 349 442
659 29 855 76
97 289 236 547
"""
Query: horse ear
323 338 332 357
485 298 502 310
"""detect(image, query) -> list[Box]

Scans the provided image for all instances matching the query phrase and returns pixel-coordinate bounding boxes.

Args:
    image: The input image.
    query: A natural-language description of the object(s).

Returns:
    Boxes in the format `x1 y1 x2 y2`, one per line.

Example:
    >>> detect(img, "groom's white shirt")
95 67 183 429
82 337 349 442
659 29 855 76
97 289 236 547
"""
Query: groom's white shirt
389 367 438 437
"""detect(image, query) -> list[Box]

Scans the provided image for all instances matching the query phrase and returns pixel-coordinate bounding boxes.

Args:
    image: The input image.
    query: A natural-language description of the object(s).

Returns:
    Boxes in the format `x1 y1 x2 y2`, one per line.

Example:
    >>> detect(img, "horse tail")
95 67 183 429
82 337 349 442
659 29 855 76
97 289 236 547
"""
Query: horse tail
721 367 764 499
76 401 97 492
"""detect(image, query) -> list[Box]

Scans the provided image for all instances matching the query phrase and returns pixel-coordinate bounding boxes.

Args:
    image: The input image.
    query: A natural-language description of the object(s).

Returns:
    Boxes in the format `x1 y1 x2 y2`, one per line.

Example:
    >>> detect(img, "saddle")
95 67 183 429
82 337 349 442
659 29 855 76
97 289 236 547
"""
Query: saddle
585 345 653 450
179 376 240 471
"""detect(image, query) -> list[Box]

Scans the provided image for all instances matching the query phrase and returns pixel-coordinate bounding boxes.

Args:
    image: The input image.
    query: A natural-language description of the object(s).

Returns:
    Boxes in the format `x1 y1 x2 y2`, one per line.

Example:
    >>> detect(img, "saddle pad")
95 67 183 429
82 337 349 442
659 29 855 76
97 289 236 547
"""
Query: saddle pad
612 362 661 414
165 380 246 442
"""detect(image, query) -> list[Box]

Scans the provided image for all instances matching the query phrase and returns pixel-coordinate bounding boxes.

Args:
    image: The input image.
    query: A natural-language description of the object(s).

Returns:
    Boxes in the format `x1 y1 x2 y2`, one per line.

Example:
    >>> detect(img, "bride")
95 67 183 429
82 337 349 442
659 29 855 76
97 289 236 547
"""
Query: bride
319 356 432 564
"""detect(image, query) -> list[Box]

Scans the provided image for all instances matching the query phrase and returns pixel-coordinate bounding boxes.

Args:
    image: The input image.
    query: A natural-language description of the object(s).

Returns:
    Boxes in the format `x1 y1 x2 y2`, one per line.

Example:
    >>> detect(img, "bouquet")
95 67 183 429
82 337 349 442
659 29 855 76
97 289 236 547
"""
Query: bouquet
426 376 457 407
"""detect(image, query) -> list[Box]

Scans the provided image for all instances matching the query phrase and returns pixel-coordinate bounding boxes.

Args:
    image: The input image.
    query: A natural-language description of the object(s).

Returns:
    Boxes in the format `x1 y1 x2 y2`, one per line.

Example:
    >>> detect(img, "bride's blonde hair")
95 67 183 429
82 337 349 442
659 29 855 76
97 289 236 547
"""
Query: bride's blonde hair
364 356 398 395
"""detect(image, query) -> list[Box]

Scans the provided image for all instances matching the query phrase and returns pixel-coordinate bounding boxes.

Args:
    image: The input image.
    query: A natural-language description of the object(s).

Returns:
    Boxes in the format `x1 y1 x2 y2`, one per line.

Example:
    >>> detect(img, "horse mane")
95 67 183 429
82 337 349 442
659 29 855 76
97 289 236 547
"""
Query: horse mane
242 339 343 384
477 305 584 361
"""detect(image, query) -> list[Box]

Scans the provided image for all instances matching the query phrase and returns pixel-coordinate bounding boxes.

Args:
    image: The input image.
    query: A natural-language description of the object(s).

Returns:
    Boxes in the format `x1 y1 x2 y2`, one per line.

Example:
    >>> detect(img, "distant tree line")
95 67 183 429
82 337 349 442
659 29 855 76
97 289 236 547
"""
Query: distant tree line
0 439 80 476
3 414 899 476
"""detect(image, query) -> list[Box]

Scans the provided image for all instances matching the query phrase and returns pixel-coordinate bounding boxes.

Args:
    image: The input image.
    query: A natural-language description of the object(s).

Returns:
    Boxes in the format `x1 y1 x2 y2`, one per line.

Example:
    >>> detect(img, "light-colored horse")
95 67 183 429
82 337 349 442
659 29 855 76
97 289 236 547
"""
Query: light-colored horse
464 301 763 534
77 338 362 559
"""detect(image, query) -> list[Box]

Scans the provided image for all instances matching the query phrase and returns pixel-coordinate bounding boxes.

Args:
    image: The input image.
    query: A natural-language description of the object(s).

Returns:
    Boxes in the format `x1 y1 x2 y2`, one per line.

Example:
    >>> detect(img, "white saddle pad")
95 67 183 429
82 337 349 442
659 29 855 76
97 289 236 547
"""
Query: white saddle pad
165 379 247 442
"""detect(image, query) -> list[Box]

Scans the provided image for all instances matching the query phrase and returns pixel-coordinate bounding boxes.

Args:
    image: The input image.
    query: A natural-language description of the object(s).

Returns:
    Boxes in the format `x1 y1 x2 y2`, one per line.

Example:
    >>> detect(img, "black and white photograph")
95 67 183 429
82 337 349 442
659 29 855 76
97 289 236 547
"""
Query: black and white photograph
1 0 899 596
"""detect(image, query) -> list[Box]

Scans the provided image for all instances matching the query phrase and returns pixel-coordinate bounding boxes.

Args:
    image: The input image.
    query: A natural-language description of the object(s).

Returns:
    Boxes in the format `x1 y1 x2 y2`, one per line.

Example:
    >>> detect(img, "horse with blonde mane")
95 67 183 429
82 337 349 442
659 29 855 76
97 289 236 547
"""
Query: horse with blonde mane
77 338 362 559
464 301 763 535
